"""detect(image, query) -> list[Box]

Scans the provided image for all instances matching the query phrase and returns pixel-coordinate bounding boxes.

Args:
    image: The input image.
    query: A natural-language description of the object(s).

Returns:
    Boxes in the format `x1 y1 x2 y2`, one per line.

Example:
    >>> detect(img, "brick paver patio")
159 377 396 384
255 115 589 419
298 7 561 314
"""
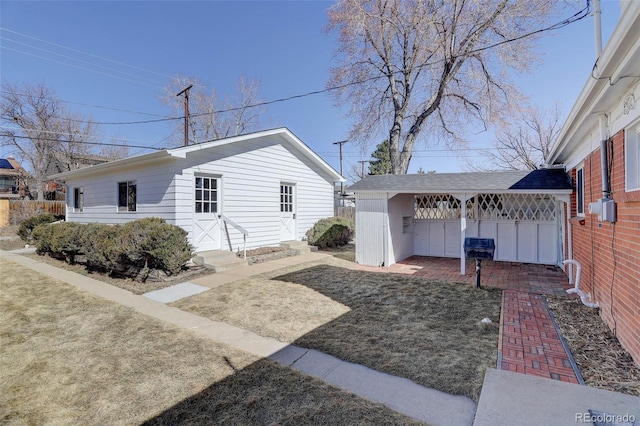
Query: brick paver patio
354 256 583 383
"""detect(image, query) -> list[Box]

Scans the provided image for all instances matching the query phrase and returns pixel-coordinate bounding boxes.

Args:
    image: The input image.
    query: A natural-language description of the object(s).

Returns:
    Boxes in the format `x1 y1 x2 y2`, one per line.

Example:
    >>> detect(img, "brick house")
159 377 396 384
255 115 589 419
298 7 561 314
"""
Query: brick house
548 1 640 364
0 157 29 199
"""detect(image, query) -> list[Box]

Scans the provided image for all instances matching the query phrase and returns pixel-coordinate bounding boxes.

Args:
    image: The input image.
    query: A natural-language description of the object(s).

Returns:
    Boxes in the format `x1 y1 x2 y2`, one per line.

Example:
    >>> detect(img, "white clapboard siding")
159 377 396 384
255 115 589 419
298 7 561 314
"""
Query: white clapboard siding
62 131 337 253
355 193 388 266
174 137 334 251
65 157 179 225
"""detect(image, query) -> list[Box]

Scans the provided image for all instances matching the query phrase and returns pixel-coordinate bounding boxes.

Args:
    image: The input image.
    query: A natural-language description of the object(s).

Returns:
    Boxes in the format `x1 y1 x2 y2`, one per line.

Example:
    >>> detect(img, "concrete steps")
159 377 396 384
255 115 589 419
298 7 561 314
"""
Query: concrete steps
193 250 248 273
280 240 318 254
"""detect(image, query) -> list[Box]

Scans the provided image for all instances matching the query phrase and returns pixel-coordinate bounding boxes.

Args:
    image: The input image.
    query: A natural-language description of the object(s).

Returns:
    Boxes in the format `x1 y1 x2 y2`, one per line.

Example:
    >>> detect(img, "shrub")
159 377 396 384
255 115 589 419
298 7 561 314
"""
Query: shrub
120 218 193 276
32 222 83 263
79 223 123 272
30 217 194 280
17 213 60 242
305 217 354 249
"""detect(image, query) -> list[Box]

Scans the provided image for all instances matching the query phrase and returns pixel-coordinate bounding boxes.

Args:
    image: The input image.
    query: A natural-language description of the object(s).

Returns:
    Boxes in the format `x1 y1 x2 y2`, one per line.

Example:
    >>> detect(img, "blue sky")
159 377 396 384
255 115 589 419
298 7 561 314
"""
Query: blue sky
0 0 621 180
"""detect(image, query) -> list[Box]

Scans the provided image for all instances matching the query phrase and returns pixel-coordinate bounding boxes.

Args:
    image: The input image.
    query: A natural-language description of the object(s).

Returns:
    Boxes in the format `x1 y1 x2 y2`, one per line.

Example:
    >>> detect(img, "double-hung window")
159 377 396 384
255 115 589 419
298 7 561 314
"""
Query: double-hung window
626 122 640 192
118 181 136 212
576 166 585 216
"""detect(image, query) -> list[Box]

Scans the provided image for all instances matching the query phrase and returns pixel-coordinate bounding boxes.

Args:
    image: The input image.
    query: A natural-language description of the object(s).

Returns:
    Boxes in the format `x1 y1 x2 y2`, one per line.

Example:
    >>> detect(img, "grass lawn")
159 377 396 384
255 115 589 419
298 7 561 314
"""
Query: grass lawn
176 259 502 402
0 258 425 425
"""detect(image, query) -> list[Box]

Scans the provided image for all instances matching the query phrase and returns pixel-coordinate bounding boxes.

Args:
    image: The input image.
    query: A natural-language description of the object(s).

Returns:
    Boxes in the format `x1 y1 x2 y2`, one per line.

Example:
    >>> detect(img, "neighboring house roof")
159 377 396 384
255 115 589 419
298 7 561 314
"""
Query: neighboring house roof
0 158 26 177
349 169 572 193
50 128 345 182
549 1 640 165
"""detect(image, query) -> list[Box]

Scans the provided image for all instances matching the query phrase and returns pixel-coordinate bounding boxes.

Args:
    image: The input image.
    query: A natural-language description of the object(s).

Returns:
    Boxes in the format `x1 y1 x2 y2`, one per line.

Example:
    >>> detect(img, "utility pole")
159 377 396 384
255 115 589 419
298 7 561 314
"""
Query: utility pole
333 140 347 194
176 84 193 146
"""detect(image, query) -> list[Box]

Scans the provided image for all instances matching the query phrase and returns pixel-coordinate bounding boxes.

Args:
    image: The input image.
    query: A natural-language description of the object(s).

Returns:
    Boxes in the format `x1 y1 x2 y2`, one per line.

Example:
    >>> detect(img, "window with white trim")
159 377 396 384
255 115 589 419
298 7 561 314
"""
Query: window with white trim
280 184 294 212
73 187 83 212
626 122 640 192
576 166 585 216
118 181 136 212
195 176 217 213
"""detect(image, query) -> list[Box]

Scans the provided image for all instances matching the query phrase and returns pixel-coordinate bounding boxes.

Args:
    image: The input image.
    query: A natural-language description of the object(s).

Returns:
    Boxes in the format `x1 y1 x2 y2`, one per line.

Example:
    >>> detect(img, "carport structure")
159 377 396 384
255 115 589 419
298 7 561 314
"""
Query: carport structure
349 169 573 274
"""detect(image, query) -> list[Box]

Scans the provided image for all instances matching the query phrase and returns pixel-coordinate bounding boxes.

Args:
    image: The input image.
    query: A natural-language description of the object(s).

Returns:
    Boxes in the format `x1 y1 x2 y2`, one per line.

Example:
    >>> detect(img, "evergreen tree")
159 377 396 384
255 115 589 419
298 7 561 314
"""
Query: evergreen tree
368 140 391 175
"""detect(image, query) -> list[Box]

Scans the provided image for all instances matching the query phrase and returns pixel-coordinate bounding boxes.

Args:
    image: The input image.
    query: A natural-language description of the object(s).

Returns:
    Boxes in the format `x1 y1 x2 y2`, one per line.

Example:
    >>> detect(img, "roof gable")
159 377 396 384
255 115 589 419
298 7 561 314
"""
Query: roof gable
50 127 344 182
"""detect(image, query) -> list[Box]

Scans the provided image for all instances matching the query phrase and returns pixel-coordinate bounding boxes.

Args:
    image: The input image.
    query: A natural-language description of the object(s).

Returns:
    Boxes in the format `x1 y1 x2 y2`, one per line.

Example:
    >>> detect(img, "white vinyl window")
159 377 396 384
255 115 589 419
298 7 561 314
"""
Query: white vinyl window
626 122 640 192
118 181 136 212
576 166 585 216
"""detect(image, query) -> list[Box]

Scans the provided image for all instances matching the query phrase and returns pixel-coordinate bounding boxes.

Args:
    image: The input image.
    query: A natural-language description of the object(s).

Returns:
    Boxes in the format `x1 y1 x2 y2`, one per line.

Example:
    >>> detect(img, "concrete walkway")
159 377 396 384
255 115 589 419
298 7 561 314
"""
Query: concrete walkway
3 249 639 425
1 249 476 425
475 368 640 426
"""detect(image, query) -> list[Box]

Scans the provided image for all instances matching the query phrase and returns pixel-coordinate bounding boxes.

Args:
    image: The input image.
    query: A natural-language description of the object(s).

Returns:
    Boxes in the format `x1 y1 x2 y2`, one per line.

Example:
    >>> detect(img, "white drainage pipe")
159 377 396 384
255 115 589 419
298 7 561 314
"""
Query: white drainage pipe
563 260 599 308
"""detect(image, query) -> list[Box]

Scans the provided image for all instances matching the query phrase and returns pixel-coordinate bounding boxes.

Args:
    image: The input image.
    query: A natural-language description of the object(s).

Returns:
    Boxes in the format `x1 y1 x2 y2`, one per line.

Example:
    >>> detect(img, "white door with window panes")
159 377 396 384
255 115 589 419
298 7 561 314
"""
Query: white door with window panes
279 183 296 241
193 175 221 251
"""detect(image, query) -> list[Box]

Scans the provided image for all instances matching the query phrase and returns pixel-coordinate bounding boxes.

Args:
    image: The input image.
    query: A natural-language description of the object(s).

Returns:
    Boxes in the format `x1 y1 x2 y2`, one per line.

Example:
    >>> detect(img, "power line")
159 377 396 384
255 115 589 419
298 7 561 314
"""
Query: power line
0 126 167 146
4 134 165 151
0 27 172 80
0 89 169 118
0 36 163 87
1 46 162 89
1 4 591 128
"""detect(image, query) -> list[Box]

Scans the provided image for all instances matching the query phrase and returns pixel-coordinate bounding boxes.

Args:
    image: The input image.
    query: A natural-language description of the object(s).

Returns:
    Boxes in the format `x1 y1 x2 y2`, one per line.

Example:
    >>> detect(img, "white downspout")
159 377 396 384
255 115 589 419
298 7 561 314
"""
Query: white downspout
567 218 574 284
594 0 603 58
563 259 599 308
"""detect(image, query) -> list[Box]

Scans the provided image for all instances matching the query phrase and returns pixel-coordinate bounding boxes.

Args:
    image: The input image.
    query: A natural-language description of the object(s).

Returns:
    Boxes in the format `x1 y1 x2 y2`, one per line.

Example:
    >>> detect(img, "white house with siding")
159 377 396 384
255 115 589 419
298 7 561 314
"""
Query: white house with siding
51 128 344 253
349 169 573 274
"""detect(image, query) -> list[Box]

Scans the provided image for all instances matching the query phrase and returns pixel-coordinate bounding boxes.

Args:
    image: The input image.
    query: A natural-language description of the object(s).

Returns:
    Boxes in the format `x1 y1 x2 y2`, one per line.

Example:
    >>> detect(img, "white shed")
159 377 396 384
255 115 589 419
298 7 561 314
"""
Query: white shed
51 128 344 253
349 170 573 274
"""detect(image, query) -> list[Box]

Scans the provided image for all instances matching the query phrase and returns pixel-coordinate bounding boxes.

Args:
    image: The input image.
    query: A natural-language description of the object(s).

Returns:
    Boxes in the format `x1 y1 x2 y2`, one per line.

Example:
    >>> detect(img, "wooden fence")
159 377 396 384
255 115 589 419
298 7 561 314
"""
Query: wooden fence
334 206 355 222
0 199 66 226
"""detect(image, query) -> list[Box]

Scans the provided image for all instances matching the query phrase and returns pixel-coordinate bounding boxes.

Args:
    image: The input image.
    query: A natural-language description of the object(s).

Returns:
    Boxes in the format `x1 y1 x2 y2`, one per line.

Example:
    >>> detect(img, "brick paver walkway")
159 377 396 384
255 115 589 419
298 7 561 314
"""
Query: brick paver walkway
500 290 582 383
355 256 582 384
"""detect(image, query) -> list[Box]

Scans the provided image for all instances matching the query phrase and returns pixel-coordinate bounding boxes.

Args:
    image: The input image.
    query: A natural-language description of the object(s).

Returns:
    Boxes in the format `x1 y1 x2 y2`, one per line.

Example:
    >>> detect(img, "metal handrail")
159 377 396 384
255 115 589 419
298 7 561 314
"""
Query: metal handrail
221 214 249 259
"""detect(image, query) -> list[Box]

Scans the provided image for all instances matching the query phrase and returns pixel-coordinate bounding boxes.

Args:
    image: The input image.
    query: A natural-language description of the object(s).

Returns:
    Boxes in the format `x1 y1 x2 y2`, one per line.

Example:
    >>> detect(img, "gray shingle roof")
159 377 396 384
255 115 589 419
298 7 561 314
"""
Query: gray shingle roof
349 170 572 193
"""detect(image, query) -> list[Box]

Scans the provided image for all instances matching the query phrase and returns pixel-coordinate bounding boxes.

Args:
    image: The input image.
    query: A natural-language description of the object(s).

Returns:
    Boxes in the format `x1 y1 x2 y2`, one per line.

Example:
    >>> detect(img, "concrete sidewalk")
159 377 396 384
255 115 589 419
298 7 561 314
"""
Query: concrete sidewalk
1 249 477 425
474 368 640 426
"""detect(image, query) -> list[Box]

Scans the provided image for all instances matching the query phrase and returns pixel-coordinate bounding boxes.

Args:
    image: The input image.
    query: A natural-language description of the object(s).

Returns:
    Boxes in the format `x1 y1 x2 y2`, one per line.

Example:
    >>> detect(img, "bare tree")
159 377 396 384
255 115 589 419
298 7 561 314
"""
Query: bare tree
1 82 106 199
161 75 266 144
472 105 562 171
327 0 565 174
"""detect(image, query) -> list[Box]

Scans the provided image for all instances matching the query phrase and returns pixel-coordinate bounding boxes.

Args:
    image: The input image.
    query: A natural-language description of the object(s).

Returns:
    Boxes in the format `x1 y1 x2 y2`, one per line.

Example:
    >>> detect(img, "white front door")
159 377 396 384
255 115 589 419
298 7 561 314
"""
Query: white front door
193 175 221 251
279 183 296 241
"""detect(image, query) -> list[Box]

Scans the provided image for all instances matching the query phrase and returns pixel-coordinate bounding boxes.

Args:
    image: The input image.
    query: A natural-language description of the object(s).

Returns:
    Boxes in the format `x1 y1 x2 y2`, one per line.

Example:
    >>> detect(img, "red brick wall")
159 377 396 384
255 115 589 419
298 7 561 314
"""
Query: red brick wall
567 129 640 365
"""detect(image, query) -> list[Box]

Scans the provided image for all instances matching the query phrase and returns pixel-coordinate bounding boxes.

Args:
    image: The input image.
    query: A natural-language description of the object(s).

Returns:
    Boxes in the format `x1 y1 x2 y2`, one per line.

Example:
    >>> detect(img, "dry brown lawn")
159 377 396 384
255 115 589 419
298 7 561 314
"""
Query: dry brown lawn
172 269 351 343
176 258 502 402
0 258 425 425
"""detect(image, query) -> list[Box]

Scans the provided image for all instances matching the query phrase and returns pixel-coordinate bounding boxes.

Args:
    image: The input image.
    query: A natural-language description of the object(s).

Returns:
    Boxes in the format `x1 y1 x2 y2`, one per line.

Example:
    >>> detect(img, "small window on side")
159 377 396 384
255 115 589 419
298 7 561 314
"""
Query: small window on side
625 123 640 192
576 167 584 216
74 187 84 212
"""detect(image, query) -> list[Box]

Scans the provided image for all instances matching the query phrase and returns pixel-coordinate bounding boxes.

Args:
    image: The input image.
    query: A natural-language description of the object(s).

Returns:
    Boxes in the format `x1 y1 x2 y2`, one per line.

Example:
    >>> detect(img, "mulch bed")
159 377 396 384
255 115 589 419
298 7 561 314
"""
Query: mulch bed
546 296 640 396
